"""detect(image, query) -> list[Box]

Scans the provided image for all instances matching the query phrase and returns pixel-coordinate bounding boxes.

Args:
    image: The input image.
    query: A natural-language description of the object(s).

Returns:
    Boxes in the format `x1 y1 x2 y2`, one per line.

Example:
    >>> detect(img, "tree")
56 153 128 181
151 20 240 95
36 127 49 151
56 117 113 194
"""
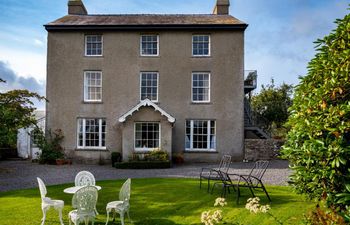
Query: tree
281 10 350 220
250 79 293 136
0 79 45 148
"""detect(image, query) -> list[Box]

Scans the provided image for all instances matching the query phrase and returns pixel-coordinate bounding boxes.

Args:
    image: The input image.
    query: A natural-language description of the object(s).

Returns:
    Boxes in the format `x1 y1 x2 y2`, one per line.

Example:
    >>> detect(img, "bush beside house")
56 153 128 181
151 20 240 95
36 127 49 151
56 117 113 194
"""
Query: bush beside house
282 11 350 222
114 149 171 169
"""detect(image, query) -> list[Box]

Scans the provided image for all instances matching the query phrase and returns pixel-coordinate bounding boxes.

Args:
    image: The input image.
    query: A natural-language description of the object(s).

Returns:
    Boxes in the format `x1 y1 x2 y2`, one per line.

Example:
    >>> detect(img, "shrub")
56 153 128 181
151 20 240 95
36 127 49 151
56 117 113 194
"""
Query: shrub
304 203 346 225
281 10 350 219
145 148 169 161
111 152 122 166
129 148 169 162
36 128 64 164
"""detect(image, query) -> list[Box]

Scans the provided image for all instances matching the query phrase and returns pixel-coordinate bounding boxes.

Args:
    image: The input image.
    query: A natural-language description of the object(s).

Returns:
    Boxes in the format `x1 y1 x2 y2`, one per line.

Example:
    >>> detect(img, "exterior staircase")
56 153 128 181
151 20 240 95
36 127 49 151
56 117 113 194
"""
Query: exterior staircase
244 71 270 139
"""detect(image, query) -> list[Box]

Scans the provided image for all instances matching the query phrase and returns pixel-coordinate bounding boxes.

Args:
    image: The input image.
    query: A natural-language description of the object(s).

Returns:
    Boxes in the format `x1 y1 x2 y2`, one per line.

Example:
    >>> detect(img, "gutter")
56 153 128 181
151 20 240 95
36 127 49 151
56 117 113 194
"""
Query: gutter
44 24 248 31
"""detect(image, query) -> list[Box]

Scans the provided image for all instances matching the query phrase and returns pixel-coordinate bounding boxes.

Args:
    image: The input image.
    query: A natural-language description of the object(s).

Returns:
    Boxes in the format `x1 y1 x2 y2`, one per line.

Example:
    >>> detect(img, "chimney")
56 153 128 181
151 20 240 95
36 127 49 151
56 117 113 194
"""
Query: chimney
213 0 230 15
68 0 88 15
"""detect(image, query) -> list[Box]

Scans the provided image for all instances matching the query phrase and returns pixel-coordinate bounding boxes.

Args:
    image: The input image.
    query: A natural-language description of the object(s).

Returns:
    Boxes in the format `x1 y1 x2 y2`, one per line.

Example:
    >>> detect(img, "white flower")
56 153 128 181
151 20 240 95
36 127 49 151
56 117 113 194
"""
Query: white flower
201 211 213 225
260 205 270 213
245 197 271 214
212 210 223 222
214 197 227 207
201 211 210 222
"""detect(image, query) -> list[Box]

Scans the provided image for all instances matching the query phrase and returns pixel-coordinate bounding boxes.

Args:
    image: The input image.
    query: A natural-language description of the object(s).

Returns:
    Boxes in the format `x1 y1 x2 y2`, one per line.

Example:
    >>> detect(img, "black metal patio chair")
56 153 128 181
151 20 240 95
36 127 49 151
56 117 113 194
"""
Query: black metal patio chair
211 160 271 203
199 154 232 192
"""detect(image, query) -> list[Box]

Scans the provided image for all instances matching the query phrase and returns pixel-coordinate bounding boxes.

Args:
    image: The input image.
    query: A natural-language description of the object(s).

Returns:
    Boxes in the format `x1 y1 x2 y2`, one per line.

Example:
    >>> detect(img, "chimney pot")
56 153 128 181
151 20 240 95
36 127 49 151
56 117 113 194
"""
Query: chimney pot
68 0 88 15
213 0 230 15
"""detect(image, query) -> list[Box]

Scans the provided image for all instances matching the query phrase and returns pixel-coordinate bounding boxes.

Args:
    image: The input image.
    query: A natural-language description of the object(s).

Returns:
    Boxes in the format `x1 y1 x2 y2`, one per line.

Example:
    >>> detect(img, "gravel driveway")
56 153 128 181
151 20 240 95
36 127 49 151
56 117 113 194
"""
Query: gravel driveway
0 160 291 192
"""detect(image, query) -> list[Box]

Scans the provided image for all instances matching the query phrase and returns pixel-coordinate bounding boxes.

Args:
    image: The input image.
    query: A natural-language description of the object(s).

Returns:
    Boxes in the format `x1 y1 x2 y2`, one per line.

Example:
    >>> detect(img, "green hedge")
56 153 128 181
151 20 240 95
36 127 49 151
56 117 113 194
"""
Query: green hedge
114 160 171 169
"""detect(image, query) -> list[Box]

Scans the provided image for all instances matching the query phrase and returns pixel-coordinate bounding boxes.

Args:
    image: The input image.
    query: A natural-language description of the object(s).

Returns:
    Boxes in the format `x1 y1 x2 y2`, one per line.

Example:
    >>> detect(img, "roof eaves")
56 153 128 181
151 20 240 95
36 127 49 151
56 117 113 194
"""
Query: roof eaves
44 23 248 31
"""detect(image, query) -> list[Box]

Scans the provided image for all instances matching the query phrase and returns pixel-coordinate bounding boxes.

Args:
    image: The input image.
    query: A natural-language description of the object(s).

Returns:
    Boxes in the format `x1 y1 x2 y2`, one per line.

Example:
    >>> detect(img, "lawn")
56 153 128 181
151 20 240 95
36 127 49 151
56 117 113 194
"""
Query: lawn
0 178 315 225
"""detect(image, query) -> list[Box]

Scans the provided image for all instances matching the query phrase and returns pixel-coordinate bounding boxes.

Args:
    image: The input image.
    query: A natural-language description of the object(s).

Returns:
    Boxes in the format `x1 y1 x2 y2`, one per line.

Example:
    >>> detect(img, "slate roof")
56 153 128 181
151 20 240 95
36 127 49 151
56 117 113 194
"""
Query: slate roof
45 14 247 31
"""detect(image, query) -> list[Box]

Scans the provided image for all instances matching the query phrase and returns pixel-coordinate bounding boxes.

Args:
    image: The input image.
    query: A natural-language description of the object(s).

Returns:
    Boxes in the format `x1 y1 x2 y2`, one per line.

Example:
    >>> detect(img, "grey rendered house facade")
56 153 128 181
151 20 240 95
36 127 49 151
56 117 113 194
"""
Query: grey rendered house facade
45 0 247 163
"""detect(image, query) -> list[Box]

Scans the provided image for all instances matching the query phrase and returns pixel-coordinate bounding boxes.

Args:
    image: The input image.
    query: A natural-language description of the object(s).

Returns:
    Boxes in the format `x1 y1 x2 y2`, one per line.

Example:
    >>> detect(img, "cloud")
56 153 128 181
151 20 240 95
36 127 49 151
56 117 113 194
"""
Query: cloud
34 38 44 46
0 46 46 80
236 0 349 90
0 61 45 109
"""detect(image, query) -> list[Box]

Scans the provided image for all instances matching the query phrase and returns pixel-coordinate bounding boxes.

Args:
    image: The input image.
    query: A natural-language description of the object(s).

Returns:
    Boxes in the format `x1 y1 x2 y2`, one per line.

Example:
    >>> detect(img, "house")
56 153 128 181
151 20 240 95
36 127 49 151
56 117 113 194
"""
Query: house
44 0 248 163
17 110 45 159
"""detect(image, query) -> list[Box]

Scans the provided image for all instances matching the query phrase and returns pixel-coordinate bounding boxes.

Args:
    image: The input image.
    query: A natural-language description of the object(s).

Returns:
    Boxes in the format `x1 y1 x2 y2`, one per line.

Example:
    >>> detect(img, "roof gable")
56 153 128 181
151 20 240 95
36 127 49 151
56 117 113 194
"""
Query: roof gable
118 99 175 123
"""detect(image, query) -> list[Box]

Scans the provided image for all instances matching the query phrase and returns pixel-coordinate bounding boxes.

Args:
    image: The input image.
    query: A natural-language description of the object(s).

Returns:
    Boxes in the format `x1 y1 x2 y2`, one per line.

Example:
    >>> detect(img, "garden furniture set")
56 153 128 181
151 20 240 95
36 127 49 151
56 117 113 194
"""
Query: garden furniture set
37 171 131 225
200 155 271 203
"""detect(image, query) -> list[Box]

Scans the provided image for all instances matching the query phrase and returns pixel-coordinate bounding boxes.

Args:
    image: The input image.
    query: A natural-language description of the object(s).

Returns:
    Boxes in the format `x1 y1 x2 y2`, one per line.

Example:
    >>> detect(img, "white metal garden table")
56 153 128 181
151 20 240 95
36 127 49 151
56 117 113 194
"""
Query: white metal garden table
64 185 102 194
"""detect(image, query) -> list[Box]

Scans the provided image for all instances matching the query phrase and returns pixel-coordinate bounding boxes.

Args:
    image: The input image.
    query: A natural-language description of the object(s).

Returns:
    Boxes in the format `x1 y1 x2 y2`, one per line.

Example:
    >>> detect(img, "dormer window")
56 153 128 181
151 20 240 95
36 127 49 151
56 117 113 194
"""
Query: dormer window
85 35 103 56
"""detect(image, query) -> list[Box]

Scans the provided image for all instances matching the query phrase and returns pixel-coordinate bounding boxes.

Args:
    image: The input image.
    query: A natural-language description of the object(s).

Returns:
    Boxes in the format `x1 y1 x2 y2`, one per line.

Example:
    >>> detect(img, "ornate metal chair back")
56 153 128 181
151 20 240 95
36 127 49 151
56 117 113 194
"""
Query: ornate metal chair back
75 171 96 186
72 186 98 215
119 178 131 207
37 177 47 199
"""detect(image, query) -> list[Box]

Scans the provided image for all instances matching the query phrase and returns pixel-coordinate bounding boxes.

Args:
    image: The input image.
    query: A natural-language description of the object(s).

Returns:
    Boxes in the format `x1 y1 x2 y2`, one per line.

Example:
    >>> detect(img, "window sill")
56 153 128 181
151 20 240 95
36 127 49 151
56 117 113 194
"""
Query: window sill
184 150 218 154
140 55 160 58
190 102 212 105
82 101 103 104
191 56 211 58
84 55 104 58
75 148 108 151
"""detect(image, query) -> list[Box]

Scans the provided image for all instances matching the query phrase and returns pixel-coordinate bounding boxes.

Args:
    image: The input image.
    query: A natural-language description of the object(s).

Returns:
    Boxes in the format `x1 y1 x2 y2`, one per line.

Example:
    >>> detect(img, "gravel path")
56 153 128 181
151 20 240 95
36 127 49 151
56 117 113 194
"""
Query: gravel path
0 160 291 192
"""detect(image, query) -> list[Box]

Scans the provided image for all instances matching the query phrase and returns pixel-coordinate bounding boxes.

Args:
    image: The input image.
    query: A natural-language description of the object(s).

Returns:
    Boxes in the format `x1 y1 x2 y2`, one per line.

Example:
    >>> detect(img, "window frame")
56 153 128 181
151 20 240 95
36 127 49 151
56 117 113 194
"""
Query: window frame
139 72 159 102
140 34 159 57
185 119 216 151
134 122 161 152
30 129 41 147
85 35 103 57
191 72 211 103
83 71 103 102
192 34 211 57
77 118 107 150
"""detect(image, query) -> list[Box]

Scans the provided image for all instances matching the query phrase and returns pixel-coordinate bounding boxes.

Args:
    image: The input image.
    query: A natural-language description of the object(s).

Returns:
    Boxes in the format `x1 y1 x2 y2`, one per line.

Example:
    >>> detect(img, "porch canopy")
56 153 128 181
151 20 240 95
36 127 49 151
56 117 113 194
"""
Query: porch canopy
117 99 175 160
118 99 175 123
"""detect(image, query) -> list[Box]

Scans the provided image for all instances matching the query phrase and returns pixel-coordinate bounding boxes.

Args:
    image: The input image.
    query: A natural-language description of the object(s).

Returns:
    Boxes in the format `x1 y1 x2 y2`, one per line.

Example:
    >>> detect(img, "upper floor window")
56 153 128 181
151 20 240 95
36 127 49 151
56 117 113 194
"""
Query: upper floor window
192 35 210 56
140 35 159 56
85 35 103 56
84 71 102 102
135 122 160 151
192 72 210 103
77 118 106 149
185 120 216 151
140 72 158 102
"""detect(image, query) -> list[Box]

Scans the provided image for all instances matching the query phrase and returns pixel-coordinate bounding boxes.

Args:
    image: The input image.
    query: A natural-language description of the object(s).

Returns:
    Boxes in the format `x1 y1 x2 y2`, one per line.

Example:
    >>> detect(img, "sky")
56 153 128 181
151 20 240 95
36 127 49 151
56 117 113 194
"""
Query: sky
0 0 348 109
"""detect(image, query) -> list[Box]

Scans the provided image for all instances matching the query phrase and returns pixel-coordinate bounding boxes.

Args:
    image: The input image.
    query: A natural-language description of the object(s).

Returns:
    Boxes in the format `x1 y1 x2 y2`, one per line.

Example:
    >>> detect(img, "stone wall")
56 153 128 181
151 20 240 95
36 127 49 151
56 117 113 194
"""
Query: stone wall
244 139 284 161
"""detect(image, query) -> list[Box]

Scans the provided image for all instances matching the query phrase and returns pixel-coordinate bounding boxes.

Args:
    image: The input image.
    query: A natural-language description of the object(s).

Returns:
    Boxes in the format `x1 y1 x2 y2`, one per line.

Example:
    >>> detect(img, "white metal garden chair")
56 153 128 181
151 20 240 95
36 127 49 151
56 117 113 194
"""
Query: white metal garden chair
37 177 64 225
69 186 98 225
75 171 96 186
105 178 131 225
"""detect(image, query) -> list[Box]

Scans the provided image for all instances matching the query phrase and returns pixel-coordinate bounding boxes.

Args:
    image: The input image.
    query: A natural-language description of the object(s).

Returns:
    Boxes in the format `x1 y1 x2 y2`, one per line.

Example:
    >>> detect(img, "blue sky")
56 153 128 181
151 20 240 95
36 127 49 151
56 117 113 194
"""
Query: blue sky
0 0 348 109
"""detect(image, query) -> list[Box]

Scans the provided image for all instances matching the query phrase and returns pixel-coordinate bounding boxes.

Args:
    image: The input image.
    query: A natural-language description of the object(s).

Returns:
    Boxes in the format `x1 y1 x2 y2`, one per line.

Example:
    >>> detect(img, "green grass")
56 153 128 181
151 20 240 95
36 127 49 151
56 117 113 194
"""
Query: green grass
0 178 315 225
